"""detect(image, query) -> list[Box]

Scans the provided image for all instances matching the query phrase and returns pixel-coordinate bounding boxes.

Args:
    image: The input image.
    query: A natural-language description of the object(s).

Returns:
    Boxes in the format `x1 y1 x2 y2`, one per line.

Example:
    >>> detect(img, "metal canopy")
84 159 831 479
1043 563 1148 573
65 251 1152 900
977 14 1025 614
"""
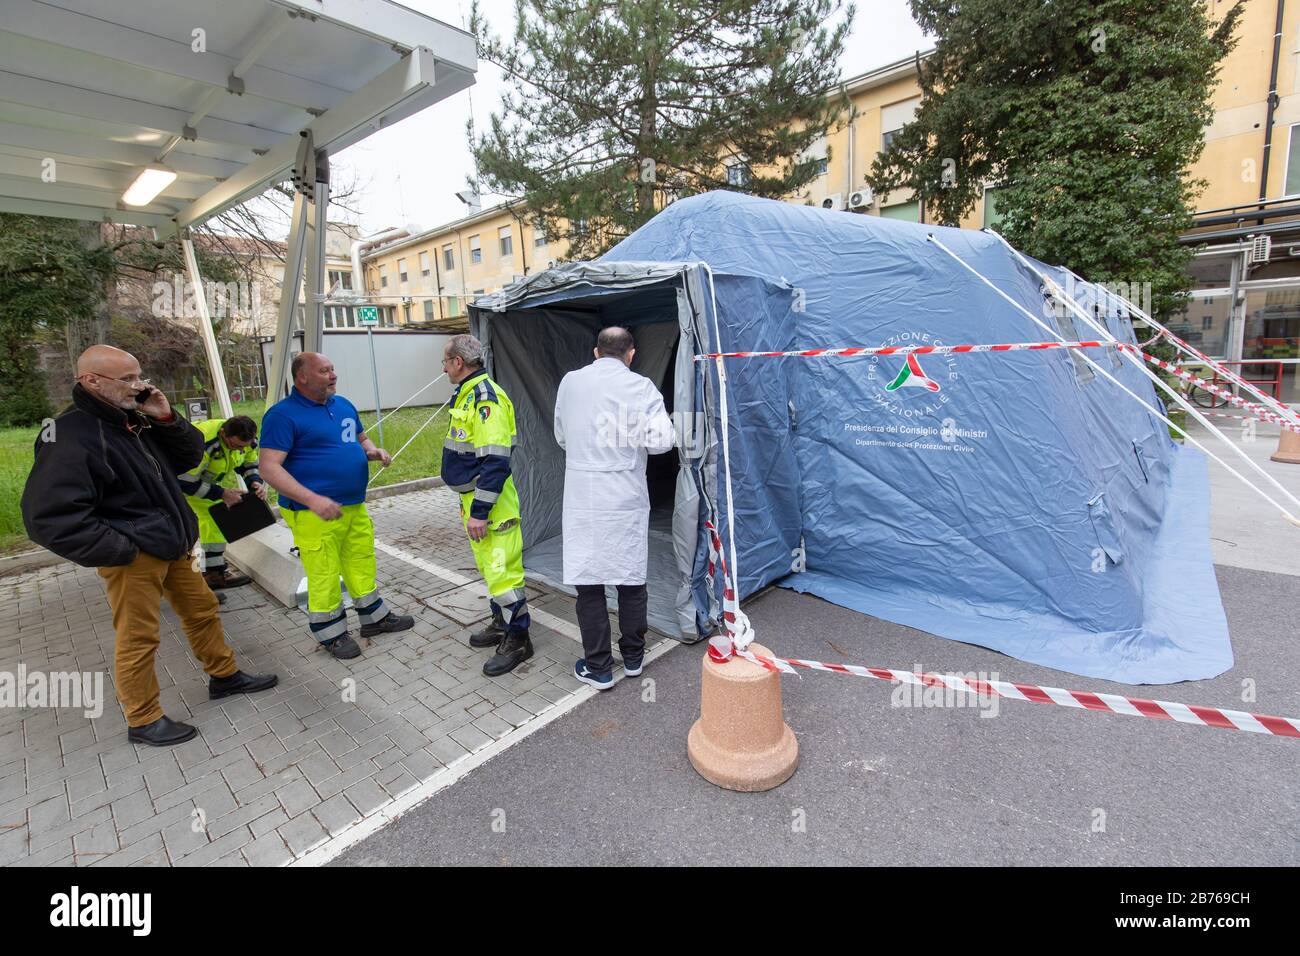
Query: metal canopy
0 0 476 236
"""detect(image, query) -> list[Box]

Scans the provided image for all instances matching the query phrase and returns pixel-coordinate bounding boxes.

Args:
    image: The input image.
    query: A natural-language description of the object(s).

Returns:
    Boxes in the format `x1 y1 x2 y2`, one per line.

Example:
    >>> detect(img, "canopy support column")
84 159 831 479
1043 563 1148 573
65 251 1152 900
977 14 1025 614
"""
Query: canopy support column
265 131 320 409
303 150 330 354
181 233 233 418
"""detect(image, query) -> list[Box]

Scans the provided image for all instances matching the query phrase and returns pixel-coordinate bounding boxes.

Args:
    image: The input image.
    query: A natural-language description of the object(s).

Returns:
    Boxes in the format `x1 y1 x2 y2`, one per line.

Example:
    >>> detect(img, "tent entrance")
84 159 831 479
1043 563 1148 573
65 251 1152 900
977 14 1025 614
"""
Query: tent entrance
480 282 689 637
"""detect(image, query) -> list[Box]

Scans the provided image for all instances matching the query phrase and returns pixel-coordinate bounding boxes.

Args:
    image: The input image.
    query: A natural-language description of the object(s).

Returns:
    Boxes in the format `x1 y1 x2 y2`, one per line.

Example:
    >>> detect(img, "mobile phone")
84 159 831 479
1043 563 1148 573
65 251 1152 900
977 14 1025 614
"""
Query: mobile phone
135 386 153 403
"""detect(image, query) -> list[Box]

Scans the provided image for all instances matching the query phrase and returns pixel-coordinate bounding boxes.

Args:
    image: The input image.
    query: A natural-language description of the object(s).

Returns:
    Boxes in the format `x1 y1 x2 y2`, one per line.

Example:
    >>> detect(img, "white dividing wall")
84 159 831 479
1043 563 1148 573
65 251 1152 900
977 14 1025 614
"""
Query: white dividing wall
260 329 453 413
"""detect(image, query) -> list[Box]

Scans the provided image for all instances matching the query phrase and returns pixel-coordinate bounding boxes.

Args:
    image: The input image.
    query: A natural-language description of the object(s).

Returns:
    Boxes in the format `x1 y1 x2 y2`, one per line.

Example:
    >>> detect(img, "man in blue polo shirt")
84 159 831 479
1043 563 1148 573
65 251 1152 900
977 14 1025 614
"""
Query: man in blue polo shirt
258 352 414 659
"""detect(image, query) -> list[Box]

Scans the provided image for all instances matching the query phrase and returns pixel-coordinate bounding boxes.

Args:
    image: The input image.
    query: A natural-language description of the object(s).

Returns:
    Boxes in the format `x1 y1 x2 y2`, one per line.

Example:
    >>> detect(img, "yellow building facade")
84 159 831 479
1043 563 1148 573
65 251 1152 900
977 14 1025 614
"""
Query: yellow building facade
357 203 562 330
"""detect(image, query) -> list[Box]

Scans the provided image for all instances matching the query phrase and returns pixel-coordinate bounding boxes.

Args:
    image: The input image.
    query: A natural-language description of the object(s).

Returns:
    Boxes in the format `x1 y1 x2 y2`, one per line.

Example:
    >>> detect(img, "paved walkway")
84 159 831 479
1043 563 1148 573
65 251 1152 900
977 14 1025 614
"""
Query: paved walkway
0 486 660 866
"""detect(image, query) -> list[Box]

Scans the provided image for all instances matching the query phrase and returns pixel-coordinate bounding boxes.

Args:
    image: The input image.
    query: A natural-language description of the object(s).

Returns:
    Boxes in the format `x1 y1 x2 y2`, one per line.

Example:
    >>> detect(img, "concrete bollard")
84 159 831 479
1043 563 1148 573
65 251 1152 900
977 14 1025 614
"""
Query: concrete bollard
1271 427 1300 464
687 642 798 792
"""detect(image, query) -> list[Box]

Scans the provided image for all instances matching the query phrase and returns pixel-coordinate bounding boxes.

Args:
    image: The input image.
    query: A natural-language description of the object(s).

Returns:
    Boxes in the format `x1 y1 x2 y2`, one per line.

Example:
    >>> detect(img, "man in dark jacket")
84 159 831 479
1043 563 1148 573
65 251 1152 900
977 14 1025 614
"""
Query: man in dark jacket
22 345 277 747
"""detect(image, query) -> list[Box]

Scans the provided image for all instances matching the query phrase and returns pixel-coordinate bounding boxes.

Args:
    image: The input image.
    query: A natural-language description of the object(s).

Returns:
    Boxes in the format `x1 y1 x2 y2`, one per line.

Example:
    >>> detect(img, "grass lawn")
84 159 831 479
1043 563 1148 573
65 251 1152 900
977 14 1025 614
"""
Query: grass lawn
0 397 449 556
0 422 36 554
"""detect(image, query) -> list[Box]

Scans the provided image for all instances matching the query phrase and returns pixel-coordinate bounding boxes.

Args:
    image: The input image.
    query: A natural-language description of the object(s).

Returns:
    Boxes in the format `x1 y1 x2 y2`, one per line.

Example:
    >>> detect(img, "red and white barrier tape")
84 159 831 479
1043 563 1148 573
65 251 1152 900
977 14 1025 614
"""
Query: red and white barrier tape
1130 309 1300 428
1133 350 1300 434
693 335 1300 435
1195 410 1265 425
729 649 1300 739
695 339 1116 360
701 534 1299 739
703 519 743 660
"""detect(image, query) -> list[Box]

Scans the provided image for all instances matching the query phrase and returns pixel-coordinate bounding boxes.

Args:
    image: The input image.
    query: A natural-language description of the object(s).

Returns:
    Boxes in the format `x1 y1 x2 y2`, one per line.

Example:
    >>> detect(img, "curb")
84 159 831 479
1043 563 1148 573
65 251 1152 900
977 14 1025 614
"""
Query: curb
0 548 69 579
366 476 445 501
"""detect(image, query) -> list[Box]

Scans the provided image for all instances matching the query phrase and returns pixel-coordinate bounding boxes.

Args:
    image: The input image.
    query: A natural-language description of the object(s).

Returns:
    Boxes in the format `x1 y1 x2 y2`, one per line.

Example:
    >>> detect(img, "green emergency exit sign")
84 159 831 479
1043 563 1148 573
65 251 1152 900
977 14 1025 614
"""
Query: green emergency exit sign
358 306 379 325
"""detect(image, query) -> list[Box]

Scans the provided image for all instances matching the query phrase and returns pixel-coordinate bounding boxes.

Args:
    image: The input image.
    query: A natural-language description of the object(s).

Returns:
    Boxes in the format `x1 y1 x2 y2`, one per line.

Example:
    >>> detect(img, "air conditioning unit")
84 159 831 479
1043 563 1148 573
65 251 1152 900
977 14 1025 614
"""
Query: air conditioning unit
546 259 556 269
848 188 874 210
820 193 844 211
1251 234 1271 264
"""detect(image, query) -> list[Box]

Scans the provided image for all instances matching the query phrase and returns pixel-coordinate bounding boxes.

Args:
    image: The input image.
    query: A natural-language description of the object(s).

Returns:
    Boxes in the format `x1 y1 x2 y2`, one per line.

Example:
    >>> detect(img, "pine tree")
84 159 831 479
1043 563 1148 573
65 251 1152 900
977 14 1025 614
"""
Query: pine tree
869 0 1245 319
471 0 855 258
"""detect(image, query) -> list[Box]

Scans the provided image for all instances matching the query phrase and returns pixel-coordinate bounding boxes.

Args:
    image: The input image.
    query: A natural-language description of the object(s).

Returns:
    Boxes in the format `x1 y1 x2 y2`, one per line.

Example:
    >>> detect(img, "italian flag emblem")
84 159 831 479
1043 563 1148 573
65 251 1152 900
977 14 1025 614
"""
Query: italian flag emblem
885 353 942 393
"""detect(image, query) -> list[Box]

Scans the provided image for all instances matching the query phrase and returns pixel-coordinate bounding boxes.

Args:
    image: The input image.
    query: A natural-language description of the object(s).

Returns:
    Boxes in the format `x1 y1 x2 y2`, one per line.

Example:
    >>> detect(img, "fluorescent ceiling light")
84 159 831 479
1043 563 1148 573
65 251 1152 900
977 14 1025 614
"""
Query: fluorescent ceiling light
122 166 177 207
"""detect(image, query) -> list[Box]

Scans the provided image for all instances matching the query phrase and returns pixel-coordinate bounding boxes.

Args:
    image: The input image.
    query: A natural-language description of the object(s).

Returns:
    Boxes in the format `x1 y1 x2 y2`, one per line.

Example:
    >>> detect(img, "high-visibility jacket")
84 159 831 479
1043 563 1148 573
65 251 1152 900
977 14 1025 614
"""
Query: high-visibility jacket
176 418 262 502
441 371 519 522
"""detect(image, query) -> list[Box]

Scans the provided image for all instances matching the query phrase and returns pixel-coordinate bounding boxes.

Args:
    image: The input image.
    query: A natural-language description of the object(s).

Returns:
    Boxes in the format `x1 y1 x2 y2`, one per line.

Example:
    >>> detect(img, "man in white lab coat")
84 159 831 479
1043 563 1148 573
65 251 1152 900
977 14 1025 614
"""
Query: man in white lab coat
554 326 676 690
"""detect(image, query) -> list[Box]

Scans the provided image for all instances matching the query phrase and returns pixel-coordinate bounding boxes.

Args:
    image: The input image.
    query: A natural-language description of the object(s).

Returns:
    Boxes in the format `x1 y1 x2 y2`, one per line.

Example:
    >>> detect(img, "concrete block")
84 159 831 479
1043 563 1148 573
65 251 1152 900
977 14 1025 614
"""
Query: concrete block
226 523 303 608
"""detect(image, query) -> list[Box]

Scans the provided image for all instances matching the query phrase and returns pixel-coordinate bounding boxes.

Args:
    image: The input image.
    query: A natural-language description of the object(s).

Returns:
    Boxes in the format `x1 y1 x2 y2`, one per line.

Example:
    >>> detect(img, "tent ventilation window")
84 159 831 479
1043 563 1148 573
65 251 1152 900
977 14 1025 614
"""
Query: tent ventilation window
1103 305 1125 370
1050 296 1096 384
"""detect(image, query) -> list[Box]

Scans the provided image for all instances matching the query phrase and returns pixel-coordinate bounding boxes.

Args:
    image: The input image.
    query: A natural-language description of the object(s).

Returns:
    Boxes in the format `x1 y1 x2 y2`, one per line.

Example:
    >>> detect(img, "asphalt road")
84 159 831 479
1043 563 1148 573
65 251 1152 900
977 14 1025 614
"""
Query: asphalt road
333 563 1299 866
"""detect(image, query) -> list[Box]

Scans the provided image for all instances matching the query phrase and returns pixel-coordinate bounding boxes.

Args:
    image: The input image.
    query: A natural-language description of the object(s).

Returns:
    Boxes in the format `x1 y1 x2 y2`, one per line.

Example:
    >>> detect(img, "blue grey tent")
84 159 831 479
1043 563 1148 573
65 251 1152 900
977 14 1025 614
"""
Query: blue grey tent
469 190 1231 684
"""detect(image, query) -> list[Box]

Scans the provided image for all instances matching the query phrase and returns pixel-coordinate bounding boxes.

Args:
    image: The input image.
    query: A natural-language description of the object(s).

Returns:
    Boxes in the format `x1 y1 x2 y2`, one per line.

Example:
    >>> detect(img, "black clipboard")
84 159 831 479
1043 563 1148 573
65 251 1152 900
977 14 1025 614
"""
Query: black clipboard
207 493 277 543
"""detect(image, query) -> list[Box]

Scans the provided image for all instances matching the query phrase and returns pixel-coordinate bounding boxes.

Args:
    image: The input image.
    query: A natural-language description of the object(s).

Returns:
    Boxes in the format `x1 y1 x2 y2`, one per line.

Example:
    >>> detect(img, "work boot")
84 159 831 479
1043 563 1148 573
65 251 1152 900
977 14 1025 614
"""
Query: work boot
483 630 533 677
360 612 415 639
204 566 251 589
469 612 507 648
128 715 197 747
322 634 362 660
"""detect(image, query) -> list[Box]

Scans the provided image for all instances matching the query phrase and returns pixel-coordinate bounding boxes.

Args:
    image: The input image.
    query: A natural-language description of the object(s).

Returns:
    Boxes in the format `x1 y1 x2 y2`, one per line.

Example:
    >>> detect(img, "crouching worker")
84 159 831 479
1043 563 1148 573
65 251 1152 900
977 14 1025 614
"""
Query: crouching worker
441 335 532 676
258 352 414 660
22 345 277 747
177 415 266 590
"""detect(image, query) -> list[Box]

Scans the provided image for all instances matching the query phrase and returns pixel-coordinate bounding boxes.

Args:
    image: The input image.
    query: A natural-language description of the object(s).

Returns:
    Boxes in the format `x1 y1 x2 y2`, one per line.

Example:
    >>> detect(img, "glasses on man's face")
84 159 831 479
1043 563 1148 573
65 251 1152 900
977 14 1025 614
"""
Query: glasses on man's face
83 372 151 388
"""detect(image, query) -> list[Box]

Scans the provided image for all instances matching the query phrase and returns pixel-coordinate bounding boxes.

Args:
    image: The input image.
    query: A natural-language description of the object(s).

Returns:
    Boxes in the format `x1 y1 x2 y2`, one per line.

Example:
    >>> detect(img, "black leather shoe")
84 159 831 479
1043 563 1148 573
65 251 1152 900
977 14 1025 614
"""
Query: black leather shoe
360 611 414 638
322 634 362 659
208 670 279 700
483 631 533 676
204 567 252 589
469 614 507 648
128 715 197 747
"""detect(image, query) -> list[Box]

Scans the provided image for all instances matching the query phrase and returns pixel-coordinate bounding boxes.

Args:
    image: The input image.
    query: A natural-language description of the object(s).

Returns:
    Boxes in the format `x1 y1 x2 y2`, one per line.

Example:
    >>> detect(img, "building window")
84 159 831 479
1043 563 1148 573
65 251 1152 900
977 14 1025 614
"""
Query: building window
379 265 388 288
1286 124 1300 197
499 225 513 258
443 244 454 270
880 200 920 222
726 163 750 187
983 186 1005 230
534 225 547 247
398 258 408 284
880 96 921 156
327 269 352 291
402 302 411 325
424 299 435 323
419 251 430 278
469 235 481 264
447 296 459 317
815 158 828 176
325 305 356 329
